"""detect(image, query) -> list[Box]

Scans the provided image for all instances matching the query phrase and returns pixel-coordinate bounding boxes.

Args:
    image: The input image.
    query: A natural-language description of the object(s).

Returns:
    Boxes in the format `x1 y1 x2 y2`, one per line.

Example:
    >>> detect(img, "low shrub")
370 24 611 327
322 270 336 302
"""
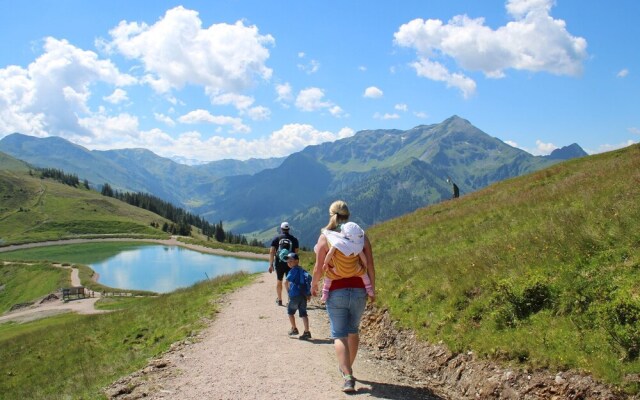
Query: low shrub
599 295 640 360
490 274 555 329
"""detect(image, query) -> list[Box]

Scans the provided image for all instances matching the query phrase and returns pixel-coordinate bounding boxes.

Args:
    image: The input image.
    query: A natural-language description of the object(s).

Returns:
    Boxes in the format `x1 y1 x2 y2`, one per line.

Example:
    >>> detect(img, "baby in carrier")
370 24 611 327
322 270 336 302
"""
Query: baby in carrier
321 222 374 302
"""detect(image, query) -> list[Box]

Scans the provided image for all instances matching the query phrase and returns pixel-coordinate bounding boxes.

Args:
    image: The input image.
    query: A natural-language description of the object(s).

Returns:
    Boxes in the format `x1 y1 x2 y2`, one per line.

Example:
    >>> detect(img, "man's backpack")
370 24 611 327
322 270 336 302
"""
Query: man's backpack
277 237 293 263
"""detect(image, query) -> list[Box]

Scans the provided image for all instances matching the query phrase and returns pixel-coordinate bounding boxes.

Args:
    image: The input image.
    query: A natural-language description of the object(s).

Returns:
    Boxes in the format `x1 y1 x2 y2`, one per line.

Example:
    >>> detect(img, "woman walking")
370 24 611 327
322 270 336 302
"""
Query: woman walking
311 200 375 392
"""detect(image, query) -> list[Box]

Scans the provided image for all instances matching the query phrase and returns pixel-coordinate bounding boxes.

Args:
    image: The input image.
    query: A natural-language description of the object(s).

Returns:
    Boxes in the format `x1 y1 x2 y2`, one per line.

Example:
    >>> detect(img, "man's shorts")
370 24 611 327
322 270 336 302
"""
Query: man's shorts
287 295 308 317
325 288 367 338
275 263 291 281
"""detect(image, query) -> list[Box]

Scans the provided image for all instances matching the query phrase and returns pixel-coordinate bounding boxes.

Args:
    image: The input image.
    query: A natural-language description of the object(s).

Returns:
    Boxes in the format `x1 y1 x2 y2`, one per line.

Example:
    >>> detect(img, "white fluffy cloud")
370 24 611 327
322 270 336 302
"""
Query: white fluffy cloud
178 109 250 133
246 106 271 121
275 82 293 104
295 87 343 116
297 56 320 74
373 112 400 120
535 139 558 154
212 93 255 110
42 121 355 162
504 138 561 156
329 105 345 117
149 124 355 161
0 66 45 136
266 124 353 155
102 6 274 97
0 37 136 139
594 140 636 154
410 58 477 98
154 113 175 127
104 88 129 104
363 86 383 98
211 98 271 121
0 8 350 162
394 0 587 97
77 112 141 147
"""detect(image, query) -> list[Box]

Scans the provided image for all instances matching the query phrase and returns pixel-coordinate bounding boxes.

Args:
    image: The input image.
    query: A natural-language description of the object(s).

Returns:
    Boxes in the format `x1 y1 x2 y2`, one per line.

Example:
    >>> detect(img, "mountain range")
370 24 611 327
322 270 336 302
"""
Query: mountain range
0 115 587 246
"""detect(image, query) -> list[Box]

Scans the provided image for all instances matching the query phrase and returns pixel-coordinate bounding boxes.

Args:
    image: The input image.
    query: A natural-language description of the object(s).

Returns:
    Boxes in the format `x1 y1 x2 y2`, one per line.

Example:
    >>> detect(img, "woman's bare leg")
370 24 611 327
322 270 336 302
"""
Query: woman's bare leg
335 334 359 376
334 337 352 375
348 333 359 369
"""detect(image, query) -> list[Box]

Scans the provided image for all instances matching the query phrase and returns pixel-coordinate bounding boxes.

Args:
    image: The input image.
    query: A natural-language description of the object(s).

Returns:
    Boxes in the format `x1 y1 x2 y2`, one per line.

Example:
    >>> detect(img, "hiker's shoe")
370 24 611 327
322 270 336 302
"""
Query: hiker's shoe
299 331 312 340
338 366 356 381
288 327 299 336
276 298 282 306
342 375 356 393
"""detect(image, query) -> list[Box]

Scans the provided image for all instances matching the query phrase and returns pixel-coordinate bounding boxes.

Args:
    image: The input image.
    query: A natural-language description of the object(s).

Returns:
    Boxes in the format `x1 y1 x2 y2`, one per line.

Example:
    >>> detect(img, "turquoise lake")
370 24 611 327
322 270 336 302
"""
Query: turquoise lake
90 245 268 293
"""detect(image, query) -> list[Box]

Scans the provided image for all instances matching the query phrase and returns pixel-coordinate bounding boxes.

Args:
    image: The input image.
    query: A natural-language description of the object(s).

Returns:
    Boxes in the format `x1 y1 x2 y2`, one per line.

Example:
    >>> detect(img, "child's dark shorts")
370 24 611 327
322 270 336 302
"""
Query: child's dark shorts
287 295 308 317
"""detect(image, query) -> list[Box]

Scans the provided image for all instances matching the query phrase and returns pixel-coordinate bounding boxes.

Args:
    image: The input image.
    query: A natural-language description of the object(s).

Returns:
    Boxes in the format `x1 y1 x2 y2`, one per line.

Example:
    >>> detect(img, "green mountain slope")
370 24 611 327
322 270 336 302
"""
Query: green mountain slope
0 116 587 247
286 157 451 246
0 134 283 207
0 168 170 246
204 116 582 245
369 143 640 388
0 151 31 172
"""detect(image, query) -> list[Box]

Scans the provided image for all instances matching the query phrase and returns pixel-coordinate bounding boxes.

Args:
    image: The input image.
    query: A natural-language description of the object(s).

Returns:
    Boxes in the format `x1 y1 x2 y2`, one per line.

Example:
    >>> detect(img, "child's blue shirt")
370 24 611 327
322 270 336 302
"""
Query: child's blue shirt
287 266 309 298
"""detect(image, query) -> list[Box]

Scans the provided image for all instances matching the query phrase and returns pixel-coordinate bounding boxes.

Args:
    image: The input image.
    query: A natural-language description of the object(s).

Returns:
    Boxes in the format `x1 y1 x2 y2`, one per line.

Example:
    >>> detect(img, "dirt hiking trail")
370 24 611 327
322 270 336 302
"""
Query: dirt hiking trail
105 272 441 400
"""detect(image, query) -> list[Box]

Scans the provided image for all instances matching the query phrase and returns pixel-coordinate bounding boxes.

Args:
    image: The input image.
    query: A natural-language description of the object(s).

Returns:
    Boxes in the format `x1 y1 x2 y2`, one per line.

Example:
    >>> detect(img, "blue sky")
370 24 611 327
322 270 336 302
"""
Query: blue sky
0 0 638 163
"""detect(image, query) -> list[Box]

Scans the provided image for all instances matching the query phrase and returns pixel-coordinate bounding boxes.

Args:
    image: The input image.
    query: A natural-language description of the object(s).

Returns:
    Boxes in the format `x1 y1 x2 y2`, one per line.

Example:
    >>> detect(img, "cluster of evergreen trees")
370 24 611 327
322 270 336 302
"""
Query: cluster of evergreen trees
100 183 262 247
34 166 262 247
35 168 89 189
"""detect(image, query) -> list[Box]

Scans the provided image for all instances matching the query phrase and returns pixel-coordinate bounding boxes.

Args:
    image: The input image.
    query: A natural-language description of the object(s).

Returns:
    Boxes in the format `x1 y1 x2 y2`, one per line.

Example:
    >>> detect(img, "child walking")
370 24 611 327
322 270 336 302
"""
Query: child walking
321 222 374 302
285 252 312 340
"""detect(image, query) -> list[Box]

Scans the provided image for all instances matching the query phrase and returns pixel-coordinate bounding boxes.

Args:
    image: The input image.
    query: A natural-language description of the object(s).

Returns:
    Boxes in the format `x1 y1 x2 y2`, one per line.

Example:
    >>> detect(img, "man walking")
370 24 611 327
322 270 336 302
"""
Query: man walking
268 222 300 306
447 177 460 199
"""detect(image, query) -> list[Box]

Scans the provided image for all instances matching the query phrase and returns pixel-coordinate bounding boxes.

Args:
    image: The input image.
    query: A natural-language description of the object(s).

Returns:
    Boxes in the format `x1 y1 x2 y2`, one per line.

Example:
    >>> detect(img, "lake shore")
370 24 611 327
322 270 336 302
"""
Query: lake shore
0 236 270 261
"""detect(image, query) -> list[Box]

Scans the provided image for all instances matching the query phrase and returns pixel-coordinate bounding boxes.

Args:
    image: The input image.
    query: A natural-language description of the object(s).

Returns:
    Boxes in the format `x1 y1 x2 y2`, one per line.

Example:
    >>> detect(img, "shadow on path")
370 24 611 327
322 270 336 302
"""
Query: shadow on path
355 379 444 400
306 338 334 345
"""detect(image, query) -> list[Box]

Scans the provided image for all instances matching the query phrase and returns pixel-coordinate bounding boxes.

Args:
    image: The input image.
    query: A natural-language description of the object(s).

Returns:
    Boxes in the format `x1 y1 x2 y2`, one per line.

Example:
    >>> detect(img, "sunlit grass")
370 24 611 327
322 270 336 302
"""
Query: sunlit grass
0 262 70 313
0 172 170 245
370 144 640 392
0 272 255 399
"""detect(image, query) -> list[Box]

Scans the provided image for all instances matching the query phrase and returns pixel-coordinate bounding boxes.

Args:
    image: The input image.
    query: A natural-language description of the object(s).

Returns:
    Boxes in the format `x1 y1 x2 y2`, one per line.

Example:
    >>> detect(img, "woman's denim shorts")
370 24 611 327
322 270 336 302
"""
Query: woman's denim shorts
326 288 367 339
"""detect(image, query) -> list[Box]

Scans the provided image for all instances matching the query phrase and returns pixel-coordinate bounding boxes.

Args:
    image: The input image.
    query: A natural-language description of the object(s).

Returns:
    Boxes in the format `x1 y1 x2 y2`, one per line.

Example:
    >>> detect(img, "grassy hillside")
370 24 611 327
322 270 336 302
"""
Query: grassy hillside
369 143 640 391
0 262 70 312
0 151 31 172
0 168 171 245
0 272 254 399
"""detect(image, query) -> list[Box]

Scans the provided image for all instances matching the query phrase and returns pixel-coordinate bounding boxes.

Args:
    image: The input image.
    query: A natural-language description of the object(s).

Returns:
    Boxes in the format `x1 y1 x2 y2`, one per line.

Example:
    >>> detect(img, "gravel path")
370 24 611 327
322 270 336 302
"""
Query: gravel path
106 272 441 399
